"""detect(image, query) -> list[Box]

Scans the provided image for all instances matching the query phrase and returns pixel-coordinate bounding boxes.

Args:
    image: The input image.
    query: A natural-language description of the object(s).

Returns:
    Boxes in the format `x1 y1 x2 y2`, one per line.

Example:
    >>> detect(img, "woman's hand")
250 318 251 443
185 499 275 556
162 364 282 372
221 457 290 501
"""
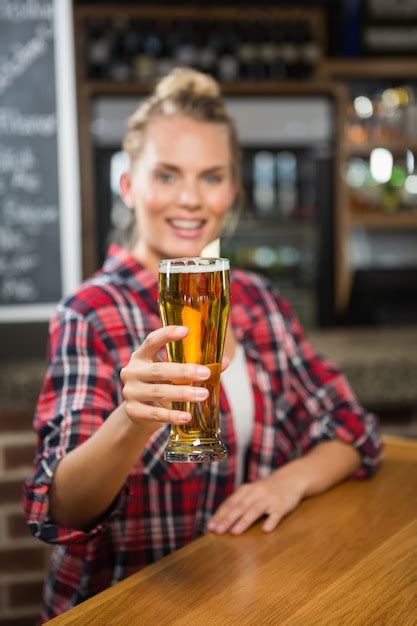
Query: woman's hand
207 440 362 536
121 325 228 429
207 469 308 535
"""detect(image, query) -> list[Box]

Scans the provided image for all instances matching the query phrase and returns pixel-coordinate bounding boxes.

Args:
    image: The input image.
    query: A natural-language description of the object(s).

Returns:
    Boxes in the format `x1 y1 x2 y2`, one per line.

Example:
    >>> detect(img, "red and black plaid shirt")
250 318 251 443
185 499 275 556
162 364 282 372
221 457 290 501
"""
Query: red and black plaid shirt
23 244 382 621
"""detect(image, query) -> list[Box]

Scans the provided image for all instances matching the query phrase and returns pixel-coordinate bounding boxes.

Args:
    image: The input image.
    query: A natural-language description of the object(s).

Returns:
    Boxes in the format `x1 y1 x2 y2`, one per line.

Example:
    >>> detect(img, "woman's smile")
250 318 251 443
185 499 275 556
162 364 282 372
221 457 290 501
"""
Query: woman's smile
166 217 207 238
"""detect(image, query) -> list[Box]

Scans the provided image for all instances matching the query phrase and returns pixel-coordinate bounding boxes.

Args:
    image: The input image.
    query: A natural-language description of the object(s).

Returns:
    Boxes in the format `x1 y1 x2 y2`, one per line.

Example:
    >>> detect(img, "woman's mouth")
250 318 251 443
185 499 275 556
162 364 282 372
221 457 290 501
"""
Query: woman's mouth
167 219 206 238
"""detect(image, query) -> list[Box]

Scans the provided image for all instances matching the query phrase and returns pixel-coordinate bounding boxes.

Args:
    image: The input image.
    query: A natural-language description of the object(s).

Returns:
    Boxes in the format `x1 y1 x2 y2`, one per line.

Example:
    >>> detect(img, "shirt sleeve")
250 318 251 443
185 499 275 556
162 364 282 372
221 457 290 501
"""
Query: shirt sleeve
276 295 383 478
23 305 129 544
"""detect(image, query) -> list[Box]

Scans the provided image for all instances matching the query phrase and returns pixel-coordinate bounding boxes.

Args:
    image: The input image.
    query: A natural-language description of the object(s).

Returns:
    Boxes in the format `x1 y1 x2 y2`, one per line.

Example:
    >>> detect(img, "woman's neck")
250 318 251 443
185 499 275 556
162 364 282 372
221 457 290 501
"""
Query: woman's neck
131 241 160 277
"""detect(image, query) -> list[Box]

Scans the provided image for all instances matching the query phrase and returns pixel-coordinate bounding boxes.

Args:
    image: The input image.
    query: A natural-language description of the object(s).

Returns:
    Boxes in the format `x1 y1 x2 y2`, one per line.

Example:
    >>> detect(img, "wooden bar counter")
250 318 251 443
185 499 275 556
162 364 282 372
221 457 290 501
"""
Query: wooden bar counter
48 438 417 625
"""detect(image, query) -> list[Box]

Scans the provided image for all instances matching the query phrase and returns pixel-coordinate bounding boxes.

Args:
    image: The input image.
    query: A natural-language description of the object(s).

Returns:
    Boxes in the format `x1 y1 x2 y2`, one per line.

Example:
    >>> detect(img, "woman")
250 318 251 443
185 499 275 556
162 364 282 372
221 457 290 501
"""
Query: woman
24 68 382 620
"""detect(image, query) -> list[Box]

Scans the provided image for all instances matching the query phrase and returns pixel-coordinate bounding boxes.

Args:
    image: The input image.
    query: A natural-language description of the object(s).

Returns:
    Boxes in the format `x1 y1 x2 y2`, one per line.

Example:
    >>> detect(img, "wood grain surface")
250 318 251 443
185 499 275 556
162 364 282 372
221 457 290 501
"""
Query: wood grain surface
47 438 417 625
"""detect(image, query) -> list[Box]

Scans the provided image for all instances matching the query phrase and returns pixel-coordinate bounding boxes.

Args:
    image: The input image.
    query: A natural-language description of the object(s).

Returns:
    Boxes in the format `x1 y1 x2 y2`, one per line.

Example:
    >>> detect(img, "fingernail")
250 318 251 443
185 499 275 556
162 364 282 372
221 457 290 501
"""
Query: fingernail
179 413 191 422
173 326 187 338
195 388 209 400
196 366 210 379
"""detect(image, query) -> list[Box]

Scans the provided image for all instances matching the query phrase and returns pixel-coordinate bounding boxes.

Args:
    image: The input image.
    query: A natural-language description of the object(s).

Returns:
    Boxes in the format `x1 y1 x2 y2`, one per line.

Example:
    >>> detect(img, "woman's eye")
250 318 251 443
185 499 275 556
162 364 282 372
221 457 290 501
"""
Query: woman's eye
154 170 175 183
204 173 223 184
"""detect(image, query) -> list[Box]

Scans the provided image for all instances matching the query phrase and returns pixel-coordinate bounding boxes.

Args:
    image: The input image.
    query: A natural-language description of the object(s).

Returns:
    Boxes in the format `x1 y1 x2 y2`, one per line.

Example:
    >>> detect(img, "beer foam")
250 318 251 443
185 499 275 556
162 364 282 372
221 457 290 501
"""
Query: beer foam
159 258 229 273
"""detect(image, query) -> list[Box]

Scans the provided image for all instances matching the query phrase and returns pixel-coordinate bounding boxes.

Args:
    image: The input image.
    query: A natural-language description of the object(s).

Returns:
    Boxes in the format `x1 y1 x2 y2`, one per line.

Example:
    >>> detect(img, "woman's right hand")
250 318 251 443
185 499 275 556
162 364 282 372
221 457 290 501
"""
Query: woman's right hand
121 325 217 429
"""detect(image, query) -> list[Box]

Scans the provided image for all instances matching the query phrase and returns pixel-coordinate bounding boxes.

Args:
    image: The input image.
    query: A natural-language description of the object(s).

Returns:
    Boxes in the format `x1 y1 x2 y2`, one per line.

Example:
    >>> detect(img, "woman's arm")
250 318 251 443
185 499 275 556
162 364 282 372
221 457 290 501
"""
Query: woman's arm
207 438 361 535
48 325 213 530
48 403 157 530
278 437 361 497
208 282 381 537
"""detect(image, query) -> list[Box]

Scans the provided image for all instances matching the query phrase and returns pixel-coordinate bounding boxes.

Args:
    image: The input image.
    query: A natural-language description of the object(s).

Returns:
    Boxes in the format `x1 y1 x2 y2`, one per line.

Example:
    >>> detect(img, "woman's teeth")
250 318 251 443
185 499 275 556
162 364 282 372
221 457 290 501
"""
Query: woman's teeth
169 219 204 230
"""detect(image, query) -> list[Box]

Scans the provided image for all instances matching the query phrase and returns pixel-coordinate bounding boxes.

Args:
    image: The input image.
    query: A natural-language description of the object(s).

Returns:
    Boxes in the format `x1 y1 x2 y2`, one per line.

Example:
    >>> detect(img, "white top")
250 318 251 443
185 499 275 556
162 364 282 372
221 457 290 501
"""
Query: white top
221 343 255 487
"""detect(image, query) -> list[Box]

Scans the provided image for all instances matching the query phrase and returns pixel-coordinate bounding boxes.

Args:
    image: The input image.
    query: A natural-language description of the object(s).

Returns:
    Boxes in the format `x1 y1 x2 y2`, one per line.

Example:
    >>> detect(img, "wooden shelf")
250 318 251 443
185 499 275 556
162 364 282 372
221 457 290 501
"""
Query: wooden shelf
349 211 417 229
346 140 417 156
75 5 327 94
318 58 417 79
82 80 342 98
75 5 324 23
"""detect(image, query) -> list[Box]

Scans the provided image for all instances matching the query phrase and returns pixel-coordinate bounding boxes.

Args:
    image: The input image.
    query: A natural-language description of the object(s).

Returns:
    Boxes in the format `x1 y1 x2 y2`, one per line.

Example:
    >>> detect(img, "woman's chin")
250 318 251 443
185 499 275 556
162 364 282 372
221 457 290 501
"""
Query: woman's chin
166 241 210 259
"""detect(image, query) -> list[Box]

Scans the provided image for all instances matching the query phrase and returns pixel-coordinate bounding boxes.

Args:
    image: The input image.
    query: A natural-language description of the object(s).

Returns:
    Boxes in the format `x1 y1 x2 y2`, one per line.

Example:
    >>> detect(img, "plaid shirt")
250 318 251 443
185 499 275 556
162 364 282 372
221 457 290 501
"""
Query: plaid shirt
23 244 382 621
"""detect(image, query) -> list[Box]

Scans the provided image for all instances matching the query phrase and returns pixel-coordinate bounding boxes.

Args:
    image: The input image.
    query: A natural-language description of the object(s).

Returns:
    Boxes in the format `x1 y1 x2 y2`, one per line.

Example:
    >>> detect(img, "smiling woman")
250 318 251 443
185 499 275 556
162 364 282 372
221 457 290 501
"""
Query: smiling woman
23 67 382 622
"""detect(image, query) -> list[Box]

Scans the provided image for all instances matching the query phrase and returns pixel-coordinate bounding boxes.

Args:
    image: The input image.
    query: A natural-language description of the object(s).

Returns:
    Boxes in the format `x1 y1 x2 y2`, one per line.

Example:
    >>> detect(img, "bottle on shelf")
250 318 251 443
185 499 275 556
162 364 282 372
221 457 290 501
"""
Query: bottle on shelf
348 84 417 147
216 24 239 83
276 151 298 218
252 151 276 215
263 23 286 80
85 18 114 80
296 152 316 219
346 149 417 216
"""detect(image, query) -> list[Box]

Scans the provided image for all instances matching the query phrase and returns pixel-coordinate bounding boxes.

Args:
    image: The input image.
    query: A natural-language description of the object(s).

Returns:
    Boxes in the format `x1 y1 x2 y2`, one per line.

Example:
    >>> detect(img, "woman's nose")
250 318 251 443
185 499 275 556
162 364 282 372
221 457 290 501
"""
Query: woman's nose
177 180 201 209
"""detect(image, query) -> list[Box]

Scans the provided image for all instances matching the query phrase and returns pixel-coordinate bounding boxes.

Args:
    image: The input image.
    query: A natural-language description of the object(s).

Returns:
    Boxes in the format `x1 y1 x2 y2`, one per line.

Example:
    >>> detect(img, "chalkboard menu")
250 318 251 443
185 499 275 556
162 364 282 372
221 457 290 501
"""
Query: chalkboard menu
0 0 80 321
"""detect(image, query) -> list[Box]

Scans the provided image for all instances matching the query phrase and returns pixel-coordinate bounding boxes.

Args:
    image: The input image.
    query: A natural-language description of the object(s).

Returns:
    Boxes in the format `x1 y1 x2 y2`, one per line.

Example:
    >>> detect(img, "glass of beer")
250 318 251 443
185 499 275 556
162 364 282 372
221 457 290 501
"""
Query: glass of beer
158 257 230 462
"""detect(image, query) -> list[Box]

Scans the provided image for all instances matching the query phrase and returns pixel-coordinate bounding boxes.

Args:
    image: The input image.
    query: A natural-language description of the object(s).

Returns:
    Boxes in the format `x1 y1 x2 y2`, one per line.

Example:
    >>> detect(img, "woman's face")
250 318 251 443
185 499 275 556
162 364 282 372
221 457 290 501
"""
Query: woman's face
120 115 237 272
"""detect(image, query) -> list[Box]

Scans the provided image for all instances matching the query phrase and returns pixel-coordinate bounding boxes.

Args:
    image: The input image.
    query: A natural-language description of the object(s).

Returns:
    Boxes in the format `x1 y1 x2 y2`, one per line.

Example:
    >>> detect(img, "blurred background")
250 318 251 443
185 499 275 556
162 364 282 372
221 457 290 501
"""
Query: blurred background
0 1 416 623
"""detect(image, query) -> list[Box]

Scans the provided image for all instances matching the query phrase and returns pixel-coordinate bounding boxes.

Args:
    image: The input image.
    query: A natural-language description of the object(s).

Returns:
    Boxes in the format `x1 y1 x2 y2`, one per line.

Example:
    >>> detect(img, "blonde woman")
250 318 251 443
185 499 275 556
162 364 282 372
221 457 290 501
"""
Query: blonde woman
24 68 382 621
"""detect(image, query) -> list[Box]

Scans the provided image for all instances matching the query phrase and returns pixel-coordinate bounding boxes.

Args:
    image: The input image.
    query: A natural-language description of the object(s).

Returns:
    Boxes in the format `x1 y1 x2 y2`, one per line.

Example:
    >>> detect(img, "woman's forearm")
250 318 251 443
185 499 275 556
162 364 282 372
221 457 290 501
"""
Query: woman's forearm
48 326 212 532
48 404 160 530
276 439 362 499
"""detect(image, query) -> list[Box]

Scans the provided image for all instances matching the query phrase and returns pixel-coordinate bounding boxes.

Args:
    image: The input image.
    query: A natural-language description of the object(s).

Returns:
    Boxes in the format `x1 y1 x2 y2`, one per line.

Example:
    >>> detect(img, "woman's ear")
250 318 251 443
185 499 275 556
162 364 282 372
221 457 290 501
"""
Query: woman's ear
119 171 133 208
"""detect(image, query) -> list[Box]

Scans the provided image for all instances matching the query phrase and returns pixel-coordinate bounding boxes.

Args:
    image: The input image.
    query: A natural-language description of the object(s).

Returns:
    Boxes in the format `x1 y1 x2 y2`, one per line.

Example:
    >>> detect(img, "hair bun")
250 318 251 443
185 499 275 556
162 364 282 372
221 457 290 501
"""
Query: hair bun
154 67 221 100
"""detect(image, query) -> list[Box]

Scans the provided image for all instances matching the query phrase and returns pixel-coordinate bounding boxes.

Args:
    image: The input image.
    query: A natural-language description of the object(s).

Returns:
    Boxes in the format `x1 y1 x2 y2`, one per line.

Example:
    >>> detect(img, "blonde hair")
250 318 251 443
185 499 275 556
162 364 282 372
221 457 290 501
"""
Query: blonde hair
122 68 243 220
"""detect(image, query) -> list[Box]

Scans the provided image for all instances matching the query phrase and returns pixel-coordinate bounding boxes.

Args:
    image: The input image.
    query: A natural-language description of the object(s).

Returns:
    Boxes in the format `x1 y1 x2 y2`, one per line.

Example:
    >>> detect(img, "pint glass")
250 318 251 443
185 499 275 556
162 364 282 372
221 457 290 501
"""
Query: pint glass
158 257 230 462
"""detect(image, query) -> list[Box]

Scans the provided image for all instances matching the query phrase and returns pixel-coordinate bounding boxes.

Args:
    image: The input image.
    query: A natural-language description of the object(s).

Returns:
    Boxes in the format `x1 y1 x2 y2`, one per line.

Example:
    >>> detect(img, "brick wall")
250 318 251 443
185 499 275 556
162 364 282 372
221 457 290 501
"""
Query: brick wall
0 409 50 626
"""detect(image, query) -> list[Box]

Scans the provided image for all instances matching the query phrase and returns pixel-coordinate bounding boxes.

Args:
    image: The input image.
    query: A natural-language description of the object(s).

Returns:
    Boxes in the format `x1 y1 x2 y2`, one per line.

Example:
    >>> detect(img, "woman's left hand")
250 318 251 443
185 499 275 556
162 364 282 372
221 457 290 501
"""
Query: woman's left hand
207 470 307 535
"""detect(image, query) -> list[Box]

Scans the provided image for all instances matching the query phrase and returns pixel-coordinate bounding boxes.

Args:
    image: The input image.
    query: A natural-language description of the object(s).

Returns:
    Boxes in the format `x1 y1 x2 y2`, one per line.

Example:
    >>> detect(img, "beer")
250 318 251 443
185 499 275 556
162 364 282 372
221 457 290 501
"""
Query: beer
158 258 230 462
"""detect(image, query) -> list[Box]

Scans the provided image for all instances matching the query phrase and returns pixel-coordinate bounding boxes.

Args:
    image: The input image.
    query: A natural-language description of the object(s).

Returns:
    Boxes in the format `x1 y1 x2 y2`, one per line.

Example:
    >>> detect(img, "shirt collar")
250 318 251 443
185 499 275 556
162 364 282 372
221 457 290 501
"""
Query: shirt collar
103 244 159 316
230 278 263 362
103 244 157 283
